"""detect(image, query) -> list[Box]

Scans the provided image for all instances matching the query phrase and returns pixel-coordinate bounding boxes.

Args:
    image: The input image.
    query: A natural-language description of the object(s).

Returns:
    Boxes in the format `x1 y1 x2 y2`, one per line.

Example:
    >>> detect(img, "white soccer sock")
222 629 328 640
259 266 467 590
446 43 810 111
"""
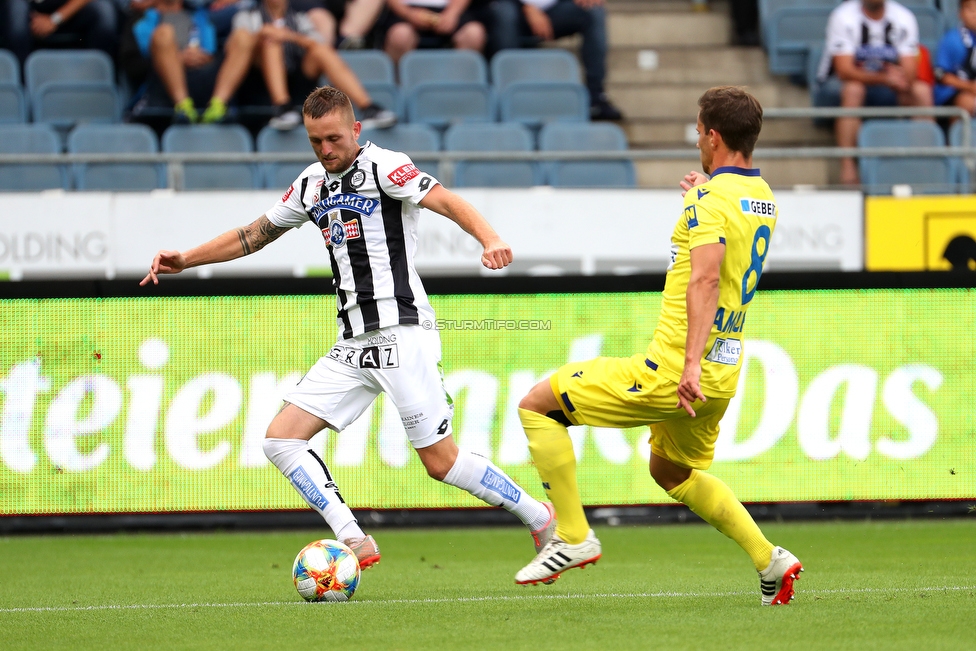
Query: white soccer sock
442 450 551 531
263 438 365 540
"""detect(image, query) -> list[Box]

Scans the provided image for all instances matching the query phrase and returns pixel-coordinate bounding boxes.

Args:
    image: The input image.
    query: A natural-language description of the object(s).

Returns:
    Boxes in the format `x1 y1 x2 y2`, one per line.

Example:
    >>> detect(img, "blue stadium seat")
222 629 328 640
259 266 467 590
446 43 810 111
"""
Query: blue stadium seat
489 49 581 91
339 50 395 84
942 0 960 28
444 123 543 187
499 82 589 128
758 0 839 46
24 49 114 97
0 84 27 123
807 44 824 92
405 82 495 128
858 120 955 194
911 6 946 53
398 50 487 89
361 123 441 174
0 49 20 84
948 120 971 191
358 82 401 120
256 125 316 190
0 124 68 191
68 123 164 191
765 7 833 76
31 81 121 128
539 122 635 188
161 124 257 190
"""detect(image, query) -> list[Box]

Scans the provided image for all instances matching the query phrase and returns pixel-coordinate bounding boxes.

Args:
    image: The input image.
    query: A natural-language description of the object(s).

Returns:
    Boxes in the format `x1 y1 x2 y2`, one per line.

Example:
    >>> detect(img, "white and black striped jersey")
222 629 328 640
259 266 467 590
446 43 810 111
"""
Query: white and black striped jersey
266 142 438 339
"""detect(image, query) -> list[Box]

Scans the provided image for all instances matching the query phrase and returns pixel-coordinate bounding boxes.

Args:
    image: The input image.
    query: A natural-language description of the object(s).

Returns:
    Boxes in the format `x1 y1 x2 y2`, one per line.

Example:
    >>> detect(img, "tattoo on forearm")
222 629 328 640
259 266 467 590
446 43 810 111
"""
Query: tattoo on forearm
236 228 252 256
240 216 289 254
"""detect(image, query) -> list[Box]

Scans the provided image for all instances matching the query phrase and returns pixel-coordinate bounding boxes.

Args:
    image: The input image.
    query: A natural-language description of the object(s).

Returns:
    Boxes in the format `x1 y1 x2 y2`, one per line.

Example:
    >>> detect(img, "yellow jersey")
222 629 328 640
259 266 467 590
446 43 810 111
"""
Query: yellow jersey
646 166 777 398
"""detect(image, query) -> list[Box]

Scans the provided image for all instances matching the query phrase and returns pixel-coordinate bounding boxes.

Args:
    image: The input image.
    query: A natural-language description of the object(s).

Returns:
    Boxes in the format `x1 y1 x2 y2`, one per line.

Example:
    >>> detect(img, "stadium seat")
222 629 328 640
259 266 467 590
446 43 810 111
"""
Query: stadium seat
857 120 955 194
405 82 495 128
161 124 257 190
911 6 946 53
24 49 114 97
358 82 401 121
942 0 960 28
0 49 20 85
31 81 121 129
443 123 543 188
948 120 972 192
398 50 487 89
499 82 589 129
339 50 395 84
256 125 316 190
0 124 69 191
0 84 27 124
68 123 164 191
758 0 840 46
361 123 441 174
765 7 833 76
539 122 635 188
489 49 581 91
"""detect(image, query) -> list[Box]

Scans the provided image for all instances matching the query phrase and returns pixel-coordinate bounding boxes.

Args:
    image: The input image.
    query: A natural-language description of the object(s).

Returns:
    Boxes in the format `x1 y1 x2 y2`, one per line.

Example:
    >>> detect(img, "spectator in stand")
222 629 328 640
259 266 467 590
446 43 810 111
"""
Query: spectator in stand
379 0 491 64
490 0 622 121
814 0 933 185
231 0 397 129
2 0 119 64
299 0 387 48
132 0 258 123
934 0 976 119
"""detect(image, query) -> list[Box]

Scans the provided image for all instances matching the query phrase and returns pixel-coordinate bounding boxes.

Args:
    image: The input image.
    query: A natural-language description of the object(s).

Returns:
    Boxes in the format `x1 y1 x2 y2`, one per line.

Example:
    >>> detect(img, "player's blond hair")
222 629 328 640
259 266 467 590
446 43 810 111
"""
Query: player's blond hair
303 86 355 122
698 86 763 158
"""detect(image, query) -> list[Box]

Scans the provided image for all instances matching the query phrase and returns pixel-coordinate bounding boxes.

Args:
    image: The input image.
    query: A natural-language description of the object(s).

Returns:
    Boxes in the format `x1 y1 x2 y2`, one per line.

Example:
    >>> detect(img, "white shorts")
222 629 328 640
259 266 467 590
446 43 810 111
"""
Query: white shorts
284 323 454 449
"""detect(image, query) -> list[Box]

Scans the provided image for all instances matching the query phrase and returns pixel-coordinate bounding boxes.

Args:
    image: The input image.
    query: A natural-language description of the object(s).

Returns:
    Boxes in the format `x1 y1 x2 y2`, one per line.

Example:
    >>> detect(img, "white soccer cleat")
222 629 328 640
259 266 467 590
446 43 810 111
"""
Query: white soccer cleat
530 503 557 554
515 528 601 585
759 546 803 606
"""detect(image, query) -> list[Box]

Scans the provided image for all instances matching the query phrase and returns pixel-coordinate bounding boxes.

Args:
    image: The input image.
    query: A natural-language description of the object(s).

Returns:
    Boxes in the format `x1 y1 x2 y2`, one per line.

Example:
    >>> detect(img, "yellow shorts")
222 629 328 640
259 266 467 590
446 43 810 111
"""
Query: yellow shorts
550 354 730 470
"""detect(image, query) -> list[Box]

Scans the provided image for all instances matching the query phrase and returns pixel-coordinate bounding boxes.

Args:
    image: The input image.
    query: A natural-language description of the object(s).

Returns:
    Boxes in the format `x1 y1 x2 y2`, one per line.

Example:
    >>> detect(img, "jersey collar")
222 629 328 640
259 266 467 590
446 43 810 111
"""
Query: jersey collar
328 146 366 179
710 166 760 177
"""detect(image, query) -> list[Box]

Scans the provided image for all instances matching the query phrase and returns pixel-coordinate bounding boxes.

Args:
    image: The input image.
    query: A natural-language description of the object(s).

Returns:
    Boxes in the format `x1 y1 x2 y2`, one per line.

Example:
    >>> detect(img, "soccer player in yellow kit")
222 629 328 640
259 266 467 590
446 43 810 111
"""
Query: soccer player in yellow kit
514 86 804 606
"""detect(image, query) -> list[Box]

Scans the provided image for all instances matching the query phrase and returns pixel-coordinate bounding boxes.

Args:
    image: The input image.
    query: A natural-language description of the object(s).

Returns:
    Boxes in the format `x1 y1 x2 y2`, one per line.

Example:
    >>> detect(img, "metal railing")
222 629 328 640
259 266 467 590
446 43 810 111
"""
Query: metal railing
0 106 971 190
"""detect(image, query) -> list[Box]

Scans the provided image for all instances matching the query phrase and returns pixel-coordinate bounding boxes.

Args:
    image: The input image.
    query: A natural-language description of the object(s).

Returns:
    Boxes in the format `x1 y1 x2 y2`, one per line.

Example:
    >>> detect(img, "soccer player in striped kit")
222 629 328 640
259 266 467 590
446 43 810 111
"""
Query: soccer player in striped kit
141 86 555 569
514 86 804 605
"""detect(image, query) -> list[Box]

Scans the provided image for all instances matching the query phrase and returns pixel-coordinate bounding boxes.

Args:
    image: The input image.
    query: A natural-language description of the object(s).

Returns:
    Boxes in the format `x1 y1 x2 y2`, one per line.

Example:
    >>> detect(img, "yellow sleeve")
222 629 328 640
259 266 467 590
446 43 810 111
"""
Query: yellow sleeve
685 196 726 250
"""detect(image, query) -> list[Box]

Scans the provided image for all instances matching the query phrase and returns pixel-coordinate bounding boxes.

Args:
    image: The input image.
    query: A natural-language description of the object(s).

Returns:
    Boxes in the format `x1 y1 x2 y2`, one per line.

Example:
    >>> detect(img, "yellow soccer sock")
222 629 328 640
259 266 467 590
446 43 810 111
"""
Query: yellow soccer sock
518 408 589 544
667 469 775 571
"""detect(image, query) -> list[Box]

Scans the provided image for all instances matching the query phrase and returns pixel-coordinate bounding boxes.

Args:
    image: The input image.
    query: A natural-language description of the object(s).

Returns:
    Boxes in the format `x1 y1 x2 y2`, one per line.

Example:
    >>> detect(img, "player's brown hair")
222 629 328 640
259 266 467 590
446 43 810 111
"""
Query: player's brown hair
697 86 763 157
303 86 355 121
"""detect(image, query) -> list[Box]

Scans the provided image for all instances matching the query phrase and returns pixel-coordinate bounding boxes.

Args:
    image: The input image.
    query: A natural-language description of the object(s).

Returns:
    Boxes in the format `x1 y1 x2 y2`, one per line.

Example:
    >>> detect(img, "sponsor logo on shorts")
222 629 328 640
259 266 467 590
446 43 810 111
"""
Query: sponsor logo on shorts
327 343 399 368
480 468 521 502
401 410 429 433
289 467 329 509
705 337 742 365
388 163 419 187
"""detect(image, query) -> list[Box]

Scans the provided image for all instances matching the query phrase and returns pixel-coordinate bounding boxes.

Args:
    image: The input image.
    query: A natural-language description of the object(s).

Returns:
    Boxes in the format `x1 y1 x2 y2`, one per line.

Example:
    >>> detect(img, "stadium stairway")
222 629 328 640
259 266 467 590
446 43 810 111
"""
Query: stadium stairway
600 0 833 188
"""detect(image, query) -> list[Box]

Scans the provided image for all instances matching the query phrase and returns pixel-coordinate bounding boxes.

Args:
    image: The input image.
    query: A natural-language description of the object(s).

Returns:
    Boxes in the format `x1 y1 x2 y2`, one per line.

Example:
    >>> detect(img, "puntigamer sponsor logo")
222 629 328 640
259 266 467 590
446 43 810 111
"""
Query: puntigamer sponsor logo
0 334 945 475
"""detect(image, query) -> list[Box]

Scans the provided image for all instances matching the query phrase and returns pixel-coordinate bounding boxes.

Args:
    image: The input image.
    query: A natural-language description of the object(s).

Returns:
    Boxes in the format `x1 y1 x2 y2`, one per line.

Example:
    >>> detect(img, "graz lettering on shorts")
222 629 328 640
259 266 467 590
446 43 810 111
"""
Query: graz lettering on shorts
480 467 521 502
705 337 742 365
401 410 429 433
739 198 776 217
328 343 399 369
309 193 379 222
289 467 329 509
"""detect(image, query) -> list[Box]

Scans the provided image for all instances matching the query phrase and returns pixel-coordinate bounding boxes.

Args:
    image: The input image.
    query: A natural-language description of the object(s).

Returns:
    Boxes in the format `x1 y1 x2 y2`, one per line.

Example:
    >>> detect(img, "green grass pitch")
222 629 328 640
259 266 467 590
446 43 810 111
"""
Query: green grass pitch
1 519 974 650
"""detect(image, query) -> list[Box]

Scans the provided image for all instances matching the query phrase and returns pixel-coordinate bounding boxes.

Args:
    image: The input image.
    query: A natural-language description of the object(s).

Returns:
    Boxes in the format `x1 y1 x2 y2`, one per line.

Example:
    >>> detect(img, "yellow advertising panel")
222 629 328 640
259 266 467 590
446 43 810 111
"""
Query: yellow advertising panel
865 195 976 271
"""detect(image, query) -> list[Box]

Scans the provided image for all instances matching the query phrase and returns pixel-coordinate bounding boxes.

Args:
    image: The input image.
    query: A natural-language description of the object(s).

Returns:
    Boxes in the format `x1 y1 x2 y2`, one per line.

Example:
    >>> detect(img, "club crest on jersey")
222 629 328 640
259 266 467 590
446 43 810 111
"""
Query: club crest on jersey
388 163 419 187
325 217 361 247
349 169 366 188
310 194 379 222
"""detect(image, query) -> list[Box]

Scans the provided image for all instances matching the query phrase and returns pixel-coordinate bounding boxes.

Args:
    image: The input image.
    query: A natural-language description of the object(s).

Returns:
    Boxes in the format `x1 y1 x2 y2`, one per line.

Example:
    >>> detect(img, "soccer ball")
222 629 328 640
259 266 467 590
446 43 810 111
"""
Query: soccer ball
292 539 361 602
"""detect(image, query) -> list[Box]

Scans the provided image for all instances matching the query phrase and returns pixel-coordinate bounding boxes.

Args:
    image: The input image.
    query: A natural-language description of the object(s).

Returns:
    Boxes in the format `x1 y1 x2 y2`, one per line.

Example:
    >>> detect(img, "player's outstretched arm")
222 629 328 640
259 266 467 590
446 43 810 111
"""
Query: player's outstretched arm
419 184 513 270
677 242 724 417
140 215 291 285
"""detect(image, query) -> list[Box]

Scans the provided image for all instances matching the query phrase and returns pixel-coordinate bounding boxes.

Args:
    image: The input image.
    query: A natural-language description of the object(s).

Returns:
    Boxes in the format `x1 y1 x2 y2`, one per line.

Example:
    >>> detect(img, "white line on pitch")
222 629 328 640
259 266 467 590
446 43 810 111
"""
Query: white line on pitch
2 585 974 614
